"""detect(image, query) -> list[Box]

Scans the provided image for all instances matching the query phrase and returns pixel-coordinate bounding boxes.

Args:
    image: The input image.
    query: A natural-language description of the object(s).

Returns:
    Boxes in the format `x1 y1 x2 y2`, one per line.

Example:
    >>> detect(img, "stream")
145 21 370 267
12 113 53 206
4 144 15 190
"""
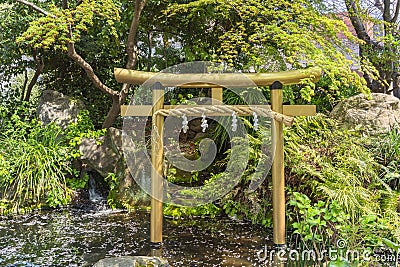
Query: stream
0 208 270 266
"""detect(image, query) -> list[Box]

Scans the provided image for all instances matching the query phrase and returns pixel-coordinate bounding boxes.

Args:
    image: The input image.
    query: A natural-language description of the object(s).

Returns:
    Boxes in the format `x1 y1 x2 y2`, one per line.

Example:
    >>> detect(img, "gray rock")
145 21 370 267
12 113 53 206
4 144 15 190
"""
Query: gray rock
93 256 169 267
79 127 122 177
37 90 84 128
79 127 149 207
330 93 400 134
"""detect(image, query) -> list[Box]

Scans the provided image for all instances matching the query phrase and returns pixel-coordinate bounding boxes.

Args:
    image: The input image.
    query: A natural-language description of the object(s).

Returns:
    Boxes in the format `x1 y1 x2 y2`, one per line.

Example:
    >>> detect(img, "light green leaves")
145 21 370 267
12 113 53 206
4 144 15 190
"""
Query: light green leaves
17 0 120 51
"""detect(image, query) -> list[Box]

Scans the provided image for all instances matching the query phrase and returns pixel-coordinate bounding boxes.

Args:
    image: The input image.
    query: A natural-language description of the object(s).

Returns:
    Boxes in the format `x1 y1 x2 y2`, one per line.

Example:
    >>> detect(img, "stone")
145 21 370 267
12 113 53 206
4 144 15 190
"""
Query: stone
79 127 149 207
37 90 84 129
79 129 120 178
93 256 169 267
330 93 400 134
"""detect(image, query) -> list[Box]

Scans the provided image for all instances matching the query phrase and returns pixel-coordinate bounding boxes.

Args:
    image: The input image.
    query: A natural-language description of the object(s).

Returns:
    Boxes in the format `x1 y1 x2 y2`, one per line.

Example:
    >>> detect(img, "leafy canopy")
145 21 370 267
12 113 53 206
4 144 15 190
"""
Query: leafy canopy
17 0 120 51
166 0 369 101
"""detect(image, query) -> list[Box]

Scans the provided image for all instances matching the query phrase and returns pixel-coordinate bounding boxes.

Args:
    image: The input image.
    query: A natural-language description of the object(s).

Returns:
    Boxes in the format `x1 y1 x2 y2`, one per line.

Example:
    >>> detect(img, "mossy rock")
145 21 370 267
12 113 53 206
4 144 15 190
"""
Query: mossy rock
330 93 400 134
93 256 169 267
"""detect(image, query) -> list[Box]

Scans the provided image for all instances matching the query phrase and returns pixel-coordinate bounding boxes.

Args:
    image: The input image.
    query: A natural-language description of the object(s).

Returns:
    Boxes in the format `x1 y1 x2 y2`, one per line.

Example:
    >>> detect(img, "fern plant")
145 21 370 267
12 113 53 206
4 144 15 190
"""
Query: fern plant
284 114 384 221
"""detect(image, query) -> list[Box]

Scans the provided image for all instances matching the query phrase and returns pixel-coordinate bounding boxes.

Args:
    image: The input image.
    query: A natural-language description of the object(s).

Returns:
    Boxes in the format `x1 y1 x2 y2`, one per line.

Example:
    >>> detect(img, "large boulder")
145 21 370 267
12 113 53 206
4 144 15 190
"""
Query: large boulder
79 127 123 177
330 93 400 134
79 127 149 207
37 90 84 128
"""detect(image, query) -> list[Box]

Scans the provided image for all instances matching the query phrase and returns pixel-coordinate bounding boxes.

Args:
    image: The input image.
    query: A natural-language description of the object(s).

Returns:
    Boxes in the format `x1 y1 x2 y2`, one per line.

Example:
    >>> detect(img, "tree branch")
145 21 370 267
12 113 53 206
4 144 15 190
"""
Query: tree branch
20 70 28 101
24 49 44 102
67 42 117 97
375 0 384 12
126 0 147 70
103 0 147 128
344 0 383 49
62 0 68 9
119 0 147 112
392 0 400 22
15 0 56 18
383 0 391 22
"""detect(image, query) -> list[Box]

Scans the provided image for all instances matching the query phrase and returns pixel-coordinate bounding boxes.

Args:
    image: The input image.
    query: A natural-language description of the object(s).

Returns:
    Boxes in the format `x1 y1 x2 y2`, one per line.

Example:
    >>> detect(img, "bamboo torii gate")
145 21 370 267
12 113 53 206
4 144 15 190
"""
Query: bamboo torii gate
114 67 321 247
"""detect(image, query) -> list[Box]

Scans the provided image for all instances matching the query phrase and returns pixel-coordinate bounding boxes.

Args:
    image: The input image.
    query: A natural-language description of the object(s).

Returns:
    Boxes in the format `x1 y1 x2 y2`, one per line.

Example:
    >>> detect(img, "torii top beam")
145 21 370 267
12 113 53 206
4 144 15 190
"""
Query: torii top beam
114 67 322 88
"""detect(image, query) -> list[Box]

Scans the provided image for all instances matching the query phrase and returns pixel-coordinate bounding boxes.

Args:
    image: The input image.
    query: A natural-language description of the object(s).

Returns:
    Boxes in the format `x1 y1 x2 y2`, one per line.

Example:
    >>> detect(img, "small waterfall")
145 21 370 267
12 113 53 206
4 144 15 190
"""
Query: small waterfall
88 174 103 203
87 172 109 211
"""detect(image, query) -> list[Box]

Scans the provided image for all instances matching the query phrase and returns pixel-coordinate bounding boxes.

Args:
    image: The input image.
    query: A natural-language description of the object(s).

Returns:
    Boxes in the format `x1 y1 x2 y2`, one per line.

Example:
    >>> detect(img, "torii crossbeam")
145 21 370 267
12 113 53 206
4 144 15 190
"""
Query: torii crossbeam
114 66 321 247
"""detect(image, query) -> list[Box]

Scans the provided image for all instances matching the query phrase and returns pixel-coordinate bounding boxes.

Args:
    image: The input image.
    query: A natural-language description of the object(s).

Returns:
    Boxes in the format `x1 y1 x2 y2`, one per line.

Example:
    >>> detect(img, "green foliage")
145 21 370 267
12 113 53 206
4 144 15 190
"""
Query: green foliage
283 115 400 260
17 0 120 51
289 192 349 244
105 172 119 209
369 126 400 191
11 0 123 128
163 203 221 219
0 2 39 82
0 101 103 213
168 93 195 105
288 192 398 265
66 172 89 190
285 115 383 220
214 113 400 260
0 101 37 135
65 110 106 158
0 119 72 212
285 76 361 114
217 127 273 227
166 0 369 101
343 0 400 93
105 171 149 211
382 238 400 255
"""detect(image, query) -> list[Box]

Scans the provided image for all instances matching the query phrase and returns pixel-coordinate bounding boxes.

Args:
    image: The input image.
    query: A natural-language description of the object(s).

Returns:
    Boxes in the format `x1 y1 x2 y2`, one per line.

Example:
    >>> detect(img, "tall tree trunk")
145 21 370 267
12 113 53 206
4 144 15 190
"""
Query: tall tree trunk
24 49 44 102
103 94 121 128
62 0 120 129
102 0 147 129
20 70 28 101
345 0 398 94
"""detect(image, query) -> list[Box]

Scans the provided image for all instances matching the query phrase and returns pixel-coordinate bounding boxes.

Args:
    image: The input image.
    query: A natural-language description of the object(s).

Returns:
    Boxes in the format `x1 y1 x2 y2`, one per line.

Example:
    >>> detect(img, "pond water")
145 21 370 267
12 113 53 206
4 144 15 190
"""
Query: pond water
0 209 272 266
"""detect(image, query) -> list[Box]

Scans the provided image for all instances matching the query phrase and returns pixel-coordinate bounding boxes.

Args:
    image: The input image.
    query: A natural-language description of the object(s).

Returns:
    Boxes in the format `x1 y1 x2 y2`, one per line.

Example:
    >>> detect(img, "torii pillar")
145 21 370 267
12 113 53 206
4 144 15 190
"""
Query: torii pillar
114 67 321 248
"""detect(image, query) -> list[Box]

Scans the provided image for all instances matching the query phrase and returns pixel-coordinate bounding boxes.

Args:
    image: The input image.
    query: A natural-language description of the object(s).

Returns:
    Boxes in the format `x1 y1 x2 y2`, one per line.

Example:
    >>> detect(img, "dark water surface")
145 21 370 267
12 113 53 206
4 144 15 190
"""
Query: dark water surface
0 209 270 266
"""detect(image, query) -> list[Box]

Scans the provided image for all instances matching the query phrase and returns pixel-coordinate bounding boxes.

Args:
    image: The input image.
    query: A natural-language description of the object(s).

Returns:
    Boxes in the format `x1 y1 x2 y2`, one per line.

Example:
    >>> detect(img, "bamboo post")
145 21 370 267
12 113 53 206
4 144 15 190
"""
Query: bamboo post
150 82 164 247
271 81 286 246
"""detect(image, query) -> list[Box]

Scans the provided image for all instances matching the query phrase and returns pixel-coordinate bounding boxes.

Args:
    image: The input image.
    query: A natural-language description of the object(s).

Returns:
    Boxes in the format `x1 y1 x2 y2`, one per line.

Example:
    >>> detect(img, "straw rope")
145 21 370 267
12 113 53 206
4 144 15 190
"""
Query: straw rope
153 105 294 127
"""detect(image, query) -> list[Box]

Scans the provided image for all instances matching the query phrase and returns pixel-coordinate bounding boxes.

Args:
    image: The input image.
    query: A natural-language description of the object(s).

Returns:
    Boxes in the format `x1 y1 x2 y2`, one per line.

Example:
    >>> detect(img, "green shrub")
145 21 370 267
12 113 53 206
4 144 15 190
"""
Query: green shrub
64 109 106 158
288 192 349 246
369 126 400 191
216 113 400 257
0 104 103 213
0 120 72 213
284 115 400 256
285 114 383 220
287 191 395 265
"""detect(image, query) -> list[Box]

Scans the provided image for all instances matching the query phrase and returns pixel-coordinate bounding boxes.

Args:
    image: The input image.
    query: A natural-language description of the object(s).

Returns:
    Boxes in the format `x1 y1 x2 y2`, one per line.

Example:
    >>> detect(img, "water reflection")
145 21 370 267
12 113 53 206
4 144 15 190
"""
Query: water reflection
0 209 270 266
